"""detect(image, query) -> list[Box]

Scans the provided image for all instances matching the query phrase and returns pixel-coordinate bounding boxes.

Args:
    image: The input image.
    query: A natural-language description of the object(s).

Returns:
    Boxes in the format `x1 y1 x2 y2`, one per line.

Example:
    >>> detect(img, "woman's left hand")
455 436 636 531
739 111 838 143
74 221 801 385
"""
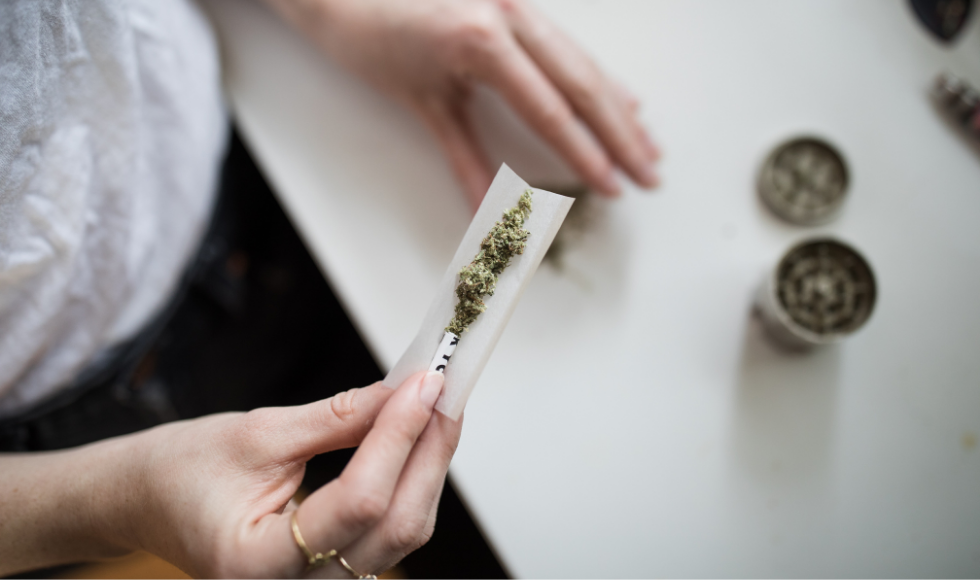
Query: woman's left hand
133 372 457 578
266 0 661 207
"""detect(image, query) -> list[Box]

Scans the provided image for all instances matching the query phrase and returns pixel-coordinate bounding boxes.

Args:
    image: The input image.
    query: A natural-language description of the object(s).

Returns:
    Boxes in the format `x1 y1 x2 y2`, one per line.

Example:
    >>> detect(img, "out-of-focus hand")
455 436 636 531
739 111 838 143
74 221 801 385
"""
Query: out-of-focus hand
134 372 458 578
266 0 661 206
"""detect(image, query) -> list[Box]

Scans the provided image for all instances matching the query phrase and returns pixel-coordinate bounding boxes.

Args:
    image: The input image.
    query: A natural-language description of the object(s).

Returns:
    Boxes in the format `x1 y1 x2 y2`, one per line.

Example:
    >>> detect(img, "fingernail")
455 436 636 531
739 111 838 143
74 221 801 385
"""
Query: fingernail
419 371 445 410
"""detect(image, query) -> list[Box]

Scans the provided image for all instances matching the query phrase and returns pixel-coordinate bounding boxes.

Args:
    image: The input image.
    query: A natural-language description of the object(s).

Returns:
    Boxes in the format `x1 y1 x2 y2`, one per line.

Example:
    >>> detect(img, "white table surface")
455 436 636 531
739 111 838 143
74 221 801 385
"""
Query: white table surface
202 0 980 576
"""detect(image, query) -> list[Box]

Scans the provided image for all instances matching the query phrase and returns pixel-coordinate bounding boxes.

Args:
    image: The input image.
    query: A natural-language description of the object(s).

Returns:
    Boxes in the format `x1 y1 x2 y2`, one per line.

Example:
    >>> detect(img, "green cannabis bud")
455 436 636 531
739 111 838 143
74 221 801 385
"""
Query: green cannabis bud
446 189 533 336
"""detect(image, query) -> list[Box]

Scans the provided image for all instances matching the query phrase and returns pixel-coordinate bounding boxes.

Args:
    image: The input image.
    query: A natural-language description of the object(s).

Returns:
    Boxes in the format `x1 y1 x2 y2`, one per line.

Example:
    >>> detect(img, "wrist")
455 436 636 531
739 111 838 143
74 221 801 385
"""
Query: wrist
0 432 150 575
72 432 154 556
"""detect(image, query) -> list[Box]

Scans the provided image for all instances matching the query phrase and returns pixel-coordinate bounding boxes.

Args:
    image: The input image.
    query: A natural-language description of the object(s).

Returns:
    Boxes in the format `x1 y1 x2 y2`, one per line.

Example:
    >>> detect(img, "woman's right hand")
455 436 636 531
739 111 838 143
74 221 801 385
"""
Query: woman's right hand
130 371 459 578
0 371 460 578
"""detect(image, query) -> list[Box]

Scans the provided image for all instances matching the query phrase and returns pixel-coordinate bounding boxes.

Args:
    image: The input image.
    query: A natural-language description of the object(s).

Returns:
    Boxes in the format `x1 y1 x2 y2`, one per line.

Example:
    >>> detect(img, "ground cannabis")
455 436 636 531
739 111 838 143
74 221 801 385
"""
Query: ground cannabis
446 189 533 336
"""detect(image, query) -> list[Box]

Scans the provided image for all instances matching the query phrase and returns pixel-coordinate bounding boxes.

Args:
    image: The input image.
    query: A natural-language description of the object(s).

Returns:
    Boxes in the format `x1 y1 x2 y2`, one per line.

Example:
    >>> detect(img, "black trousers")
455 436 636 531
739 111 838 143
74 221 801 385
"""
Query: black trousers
0 129 505 579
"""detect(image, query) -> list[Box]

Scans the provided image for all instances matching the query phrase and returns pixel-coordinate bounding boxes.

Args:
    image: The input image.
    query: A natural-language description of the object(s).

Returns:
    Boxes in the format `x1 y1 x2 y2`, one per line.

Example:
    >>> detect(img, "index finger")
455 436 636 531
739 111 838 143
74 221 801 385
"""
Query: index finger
293 371 445 554
506 0 660 186
471 33 622 197
252 383 395 462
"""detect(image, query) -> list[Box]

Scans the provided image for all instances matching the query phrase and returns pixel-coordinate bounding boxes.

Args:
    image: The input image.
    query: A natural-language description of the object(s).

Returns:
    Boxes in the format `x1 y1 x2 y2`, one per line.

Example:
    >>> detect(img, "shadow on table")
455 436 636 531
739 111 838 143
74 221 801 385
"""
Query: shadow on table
731 316 842 491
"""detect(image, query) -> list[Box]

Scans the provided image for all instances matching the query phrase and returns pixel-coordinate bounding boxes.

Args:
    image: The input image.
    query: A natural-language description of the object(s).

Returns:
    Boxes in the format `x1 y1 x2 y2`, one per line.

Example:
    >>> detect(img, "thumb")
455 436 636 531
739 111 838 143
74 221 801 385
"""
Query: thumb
264 382 395 461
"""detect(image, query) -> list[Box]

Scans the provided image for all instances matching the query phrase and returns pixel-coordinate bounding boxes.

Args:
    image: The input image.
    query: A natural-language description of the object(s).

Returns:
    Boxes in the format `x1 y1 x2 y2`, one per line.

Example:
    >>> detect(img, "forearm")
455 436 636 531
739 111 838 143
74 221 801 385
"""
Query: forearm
0 435 146 576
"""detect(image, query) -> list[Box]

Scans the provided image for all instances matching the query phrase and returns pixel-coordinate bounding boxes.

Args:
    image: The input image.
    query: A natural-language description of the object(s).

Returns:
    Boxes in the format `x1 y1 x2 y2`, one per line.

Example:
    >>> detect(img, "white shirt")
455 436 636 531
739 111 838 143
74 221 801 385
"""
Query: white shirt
0 0 228 417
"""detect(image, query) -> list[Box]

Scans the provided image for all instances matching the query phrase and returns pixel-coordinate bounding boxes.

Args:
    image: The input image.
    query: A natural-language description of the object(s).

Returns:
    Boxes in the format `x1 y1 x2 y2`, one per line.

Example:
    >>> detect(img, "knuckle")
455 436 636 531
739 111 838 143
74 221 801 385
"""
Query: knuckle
339 487 389 529
380 402 431 446
385 516 430 554
391 408 430 443
327 388 358 424
448 5 507 64
538 101 574 131
490 0 524 16
566 69 602 107
420 519 436 547
556 57 603 109
591 157 615 180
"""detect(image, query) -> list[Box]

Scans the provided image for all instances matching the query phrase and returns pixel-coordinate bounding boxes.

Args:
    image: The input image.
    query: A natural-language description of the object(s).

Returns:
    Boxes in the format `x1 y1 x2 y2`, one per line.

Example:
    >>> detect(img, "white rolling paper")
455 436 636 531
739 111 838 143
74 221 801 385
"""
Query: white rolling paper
383 164 574 420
